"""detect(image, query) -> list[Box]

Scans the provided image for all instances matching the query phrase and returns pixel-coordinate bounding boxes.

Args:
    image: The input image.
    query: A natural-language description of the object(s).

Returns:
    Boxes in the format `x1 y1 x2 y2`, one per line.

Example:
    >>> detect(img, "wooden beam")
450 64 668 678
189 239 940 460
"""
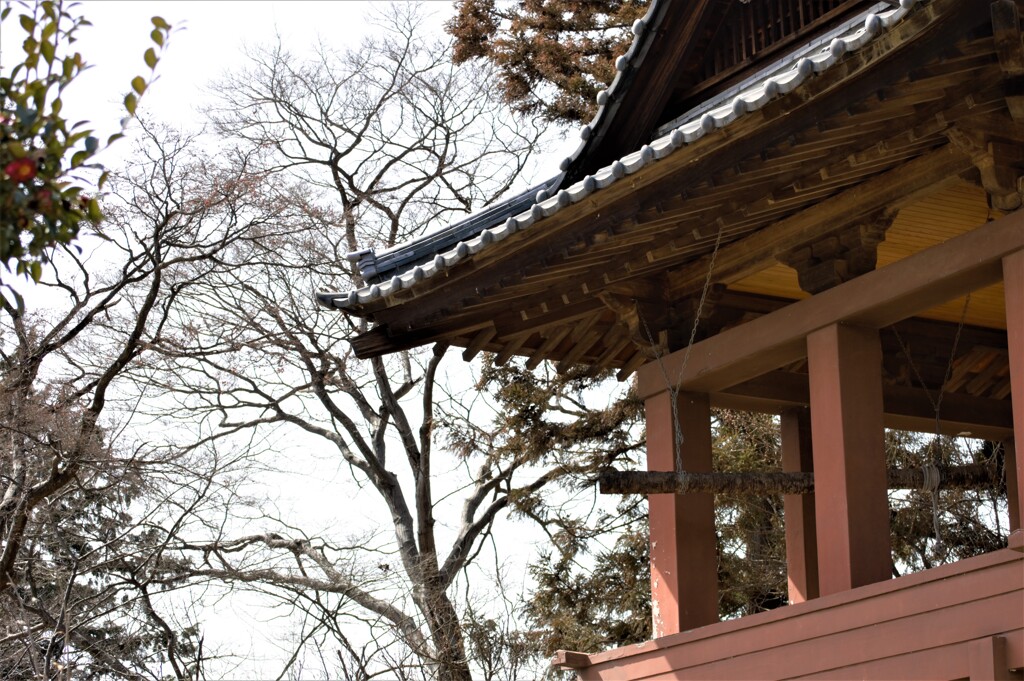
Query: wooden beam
666 145 973 298
462 327 496 362
551 650 591 671
598 463 1001 495
636 208 1024 399
708 370 1015 441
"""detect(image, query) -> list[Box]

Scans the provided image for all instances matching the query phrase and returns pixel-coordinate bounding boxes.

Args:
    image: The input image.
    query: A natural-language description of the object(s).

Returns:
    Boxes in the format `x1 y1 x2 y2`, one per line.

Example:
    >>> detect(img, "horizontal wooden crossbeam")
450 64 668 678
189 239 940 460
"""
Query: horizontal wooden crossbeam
599 463 999 495
637 208 1024 399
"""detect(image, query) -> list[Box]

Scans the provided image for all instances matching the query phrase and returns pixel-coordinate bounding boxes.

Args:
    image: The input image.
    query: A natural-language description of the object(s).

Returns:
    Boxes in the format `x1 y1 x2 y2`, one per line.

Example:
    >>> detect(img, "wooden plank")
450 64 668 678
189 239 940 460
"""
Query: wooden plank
635 208 1024 399
577 550 1024 680
968 635 1015 681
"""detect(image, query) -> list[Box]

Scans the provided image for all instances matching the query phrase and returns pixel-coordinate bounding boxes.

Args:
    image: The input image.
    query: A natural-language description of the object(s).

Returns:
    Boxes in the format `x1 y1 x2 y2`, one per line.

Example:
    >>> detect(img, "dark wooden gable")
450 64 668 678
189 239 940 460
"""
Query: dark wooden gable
569 0 883 182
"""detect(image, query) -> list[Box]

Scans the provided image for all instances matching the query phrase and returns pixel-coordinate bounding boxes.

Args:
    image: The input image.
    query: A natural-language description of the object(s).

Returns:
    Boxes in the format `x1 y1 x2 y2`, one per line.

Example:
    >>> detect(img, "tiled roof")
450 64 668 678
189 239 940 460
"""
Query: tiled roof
317 0 920 313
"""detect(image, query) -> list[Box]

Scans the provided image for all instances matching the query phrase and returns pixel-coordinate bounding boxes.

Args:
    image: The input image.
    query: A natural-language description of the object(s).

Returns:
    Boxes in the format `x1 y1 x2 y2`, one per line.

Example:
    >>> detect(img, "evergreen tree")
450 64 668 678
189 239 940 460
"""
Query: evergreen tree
447 0 649 124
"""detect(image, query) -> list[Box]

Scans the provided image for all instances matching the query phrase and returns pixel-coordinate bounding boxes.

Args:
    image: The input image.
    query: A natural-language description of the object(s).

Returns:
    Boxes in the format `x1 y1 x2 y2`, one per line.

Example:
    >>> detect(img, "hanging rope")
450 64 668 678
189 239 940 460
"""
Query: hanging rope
890 292 972 553
640 223 726 473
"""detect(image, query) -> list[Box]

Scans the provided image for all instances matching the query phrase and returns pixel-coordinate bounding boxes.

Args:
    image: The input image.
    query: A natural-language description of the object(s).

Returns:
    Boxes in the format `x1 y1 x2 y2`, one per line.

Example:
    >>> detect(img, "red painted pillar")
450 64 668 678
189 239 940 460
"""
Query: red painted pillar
780 407 819 603
807 323 891 595
646 390 718 637
1005 249 1024 549
1005 438 1020 534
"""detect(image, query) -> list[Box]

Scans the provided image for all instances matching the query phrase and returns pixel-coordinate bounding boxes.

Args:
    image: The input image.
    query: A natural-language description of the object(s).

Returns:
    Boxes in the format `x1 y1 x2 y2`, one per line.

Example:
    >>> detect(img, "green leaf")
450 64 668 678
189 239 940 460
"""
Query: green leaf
40 39 55 64
51 97 62 115
150 28 164 47
151 16 170 30
131 76 146 95
71 150 87 167
29 261 42 281
144 47 157 69
41 18 57 41
87 199 102 222
98 170 109 188
124 92 137 116
19 14 36 33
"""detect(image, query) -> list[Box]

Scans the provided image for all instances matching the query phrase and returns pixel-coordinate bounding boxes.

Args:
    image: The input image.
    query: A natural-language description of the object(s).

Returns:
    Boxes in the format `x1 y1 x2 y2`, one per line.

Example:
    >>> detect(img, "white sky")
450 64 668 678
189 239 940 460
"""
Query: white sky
65 2 455 140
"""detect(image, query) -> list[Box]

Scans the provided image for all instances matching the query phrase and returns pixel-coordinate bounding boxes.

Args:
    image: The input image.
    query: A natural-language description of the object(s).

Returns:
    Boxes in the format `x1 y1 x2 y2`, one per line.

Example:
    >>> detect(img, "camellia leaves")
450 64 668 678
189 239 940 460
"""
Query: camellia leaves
40 39 55 64
1 2 171 279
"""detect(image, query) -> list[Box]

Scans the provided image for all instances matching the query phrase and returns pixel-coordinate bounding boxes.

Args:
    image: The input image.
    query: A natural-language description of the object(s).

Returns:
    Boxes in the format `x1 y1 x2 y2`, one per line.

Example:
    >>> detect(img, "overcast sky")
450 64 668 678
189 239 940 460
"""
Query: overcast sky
66 2 452 139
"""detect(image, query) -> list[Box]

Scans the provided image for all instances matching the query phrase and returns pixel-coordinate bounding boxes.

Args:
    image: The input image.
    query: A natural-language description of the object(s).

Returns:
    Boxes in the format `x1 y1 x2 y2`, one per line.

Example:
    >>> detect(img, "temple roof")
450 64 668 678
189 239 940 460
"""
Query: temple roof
317 0 1012 374
319 0 915 313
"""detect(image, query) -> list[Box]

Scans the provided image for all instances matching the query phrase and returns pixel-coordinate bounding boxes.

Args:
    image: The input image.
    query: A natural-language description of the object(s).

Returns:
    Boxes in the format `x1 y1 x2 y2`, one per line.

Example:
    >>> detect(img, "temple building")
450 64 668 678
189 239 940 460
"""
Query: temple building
319 0 1024 678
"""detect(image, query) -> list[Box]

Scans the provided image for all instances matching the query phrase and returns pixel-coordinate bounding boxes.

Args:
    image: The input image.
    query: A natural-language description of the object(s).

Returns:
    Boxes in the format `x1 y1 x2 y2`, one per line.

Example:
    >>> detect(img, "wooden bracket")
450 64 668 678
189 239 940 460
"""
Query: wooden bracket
779 212 893 293
992 0 1024 120
948 128 1024 210
664 283 727 350
596 292 667 356
993 0 1024 76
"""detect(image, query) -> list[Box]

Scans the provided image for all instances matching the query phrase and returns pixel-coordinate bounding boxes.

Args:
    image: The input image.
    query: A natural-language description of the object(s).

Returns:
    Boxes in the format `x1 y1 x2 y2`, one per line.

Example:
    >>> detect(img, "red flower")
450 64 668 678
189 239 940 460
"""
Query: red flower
4 158 37 183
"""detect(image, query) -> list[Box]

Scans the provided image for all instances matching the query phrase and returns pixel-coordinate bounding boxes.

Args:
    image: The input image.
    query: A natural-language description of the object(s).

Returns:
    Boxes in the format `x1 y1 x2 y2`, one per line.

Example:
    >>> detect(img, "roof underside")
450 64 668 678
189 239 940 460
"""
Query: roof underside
320 0 1016 395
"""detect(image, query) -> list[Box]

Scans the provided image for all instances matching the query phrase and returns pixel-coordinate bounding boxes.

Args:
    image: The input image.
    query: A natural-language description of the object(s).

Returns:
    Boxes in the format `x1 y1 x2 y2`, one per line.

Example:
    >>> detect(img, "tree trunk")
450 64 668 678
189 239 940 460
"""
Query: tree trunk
422 585 472 681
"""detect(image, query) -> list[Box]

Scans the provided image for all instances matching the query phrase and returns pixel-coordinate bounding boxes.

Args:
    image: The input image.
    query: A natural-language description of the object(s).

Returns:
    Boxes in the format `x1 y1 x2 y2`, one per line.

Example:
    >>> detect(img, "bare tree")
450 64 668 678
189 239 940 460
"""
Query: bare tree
123 7 622 680
0 122 291 680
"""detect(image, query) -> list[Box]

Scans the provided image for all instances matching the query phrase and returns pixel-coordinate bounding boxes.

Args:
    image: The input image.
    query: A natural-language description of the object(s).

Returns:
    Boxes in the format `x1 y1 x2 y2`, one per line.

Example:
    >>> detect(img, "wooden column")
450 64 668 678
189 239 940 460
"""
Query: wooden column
807 323 891 595
780 407 819 603
1005 438 1020 534
1005 249 1024 550
646 390 718 637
